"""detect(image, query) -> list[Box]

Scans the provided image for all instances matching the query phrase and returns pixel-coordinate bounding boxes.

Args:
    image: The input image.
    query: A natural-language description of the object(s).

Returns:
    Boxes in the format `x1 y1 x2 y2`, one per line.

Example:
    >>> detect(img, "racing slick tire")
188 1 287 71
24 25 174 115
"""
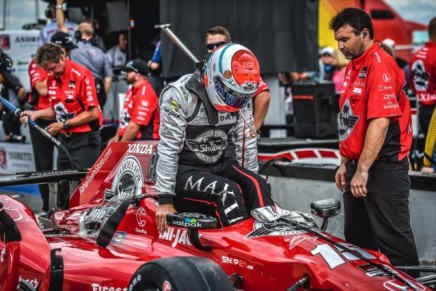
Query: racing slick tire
128 256 233 291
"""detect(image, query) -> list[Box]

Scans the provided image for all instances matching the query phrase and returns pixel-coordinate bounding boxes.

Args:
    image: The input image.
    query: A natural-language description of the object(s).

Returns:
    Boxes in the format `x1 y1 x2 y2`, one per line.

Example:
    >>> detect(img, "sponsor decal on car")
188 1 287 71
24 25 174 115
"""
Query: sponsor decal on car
79 203 118 236
383 279 426 291
79 148 112 194
245 221 305 239
171 217 202 228
222 255 254 270
285 234 318 250
112 231 127 244
127 143 153 155
358 264 388 277
159 227 202 248
136 207 146 227
91 283 128 291
105 156 143 201
19 277 39 289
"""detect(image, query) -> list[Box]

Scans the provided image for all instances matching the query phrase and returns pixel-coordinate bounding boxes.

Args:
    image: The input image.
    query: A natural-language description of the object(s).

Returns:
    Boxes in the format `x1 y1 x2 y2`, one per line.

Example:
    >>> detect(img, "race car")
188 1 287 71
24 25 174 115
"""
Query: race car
0 141 433 290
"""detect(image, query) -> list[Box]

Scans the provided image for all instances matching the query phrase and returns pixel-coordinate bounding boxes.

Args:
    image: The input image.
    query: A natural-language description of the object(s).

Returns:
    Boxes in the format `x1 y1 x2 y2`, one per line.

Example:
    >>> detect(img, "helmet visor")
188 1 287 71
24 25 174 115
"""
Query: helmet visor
214 77 255 109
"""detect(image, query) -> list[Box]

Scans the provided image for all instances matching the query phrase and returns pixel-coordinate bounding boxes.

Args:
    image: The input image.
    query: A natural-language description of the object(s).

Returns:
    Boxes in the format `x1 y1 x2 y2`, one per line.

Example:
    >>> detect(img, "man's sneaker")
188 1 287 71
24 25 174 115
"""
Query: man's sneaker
10 134 26 143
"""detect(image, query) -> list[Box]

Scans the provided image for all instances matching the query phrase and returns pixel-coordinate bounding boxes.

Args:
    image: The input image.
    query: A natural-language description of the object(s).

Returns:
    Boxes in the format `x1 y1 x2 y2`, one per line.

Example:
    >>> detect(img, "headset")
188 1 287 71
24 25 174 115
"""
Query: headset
75 30 82 41
363 31 367 38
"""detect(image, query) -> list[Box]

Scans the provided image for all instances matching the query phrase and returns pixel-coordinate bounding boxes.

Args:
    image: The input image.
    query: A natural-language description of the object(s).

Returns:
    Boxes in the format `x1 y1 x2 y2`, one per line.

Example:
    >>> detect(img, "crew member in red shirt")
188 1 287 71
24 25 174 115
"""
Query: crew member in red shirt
21 43 102 208
27 57 56 213
109 59 160 142
409 17 436 136
330 8 419 272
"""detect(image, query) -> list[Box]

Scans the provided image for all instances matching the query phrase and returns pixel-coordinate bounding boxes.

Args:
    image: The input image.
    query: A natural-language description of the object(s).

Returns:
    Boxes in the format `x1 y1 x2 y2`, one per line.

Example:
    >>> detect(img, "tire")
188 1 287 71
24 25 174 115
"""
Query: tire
128 256 234 291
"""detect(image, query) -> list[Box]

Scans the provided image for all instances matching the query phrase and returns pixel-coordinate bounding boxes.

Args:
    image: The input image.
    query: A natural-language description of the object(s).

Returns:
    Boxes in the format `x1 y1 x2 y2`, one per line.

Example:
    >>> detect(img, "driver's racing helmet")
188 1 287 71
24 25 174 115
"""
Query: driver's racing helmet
203 43 260 112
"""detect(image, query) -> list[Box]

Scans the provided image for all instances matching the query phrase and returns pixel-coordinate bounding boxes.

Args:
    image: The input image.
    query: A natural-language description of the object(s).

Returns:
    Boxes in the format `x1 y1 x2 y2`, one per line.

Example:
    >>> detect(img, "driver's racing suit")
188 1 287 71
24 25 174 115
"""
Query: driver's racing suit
156 73 274 226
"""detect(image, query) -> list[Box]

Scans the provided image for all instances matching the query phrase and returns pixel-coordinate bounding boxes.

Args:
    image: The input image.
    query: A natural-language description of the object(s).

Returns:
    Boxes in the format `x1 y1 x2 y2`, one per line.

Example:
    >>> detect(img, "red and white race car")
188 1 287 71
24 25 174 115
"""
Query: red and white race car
0 141 433 290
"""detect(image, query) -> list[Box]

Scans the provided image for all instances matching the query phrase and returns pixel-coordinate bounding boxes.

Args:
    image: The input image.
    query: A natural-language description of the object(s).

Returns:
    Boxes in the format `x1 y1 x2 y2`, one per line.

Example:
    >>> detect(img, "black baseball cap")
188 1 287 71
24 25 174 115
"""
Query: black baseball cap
120 59 149 76
51 31 78 52
0 49 21 89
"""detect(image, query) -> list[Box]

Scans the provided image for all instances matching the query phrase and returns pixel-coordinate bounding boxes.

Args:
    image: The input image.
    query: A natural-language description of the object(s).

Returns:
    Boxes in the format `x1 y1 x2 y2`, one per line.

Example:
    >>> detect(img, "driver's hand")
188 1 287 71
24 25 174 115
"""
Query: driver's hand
156 204 177 233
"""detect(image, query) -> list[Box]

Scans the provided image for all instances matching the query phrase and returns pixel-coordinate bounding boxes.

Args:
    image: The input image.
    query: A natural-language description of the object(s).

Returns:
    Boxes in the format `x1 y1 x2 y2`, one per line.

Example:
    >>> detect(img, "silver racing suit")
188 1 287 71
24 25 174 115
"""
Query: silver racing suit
156 74 272 224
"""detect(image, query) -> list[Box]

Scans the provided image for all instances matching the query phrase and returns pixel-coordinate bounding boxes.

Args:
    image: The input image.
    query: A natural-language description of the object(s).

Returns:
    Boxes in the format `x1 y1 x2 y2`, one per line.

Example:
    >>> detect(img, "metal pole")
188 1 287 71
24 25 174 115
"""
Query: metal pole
127 0 132 60
35 0 39 24
155 23 199 64
3 0 7 29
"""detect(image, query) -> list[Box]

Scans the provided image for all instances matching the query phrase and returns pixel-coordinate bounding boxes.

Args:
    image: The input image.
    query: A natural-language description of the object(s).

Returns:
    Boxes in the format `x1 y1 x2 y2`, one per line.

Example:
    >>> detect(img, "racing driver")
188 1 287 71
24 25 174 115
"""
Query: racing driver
155 43 275 232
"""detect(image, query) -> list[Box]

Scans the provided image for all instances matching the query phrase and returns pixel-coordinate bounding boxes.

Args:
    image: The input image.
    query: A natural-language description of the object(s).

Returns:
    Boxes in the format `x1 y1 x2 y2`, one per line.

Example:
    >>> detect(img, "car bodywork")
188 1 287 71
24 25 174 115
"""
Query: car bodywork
0 141 432 290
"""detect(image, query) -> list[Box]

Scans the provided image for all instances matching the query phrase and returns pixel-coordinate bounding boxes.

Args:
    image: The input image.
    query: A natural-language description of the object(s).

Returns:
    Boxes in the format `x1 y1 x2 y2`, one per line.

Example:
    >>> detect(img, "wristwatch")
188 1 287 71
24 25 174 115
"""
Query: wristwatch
55 3 67 10
63 121 71 130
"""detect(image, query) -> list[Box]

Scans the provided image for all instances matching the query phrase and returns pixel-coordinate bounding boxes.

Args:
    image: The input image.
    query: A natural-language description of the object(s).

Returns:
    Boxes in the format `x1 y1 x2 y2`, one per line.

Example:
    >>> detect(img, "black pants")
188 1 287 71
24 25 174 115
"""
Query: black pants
175 162 274 226
2 112 21 136
57 131 101 170
95 79 107 110
29 119 55 212
57 131 101 209
344 159 419 268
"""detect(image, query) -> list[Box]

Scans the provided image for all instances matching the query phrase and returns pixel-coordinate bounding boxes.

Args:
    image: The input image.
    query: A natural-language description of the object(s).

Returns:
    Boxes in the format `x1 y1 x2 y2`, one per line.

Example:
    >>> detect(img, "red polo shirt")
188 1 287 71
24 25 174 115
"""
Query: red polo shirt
46 59 103 133
338 43 412 162
119 79 160 140
409 41 436 106
28 59 51 110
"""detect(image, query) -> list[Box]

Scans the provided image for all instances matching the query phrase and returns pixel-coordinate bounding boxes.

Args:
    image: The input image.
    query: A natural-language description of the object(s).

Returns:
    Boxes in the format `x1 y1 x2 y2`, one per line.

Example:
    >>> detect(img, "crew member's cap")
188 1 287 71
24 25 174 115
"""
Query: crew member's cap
382 38 396 49
319 46 334 56
0 49 21 89
51 31 78 52
120 59 149 76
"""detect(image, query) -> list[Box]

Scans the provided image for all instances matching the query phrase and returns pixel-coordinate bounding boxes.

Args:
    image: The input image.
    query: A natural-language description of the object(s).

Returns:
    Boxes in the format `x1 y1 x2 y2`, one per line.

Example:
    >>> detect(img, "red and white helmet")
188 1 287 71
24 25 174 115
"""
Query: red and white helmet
204 43 260 112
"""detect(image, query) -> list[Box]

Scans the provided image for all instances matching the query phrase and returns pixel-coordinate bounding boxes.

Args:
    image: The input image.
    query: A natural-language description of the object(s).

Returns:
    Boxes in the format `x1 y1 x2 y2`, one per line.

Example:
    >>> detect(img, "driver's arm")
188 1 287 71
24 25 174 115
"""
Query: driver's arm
233 100 259 173
155 86 189 232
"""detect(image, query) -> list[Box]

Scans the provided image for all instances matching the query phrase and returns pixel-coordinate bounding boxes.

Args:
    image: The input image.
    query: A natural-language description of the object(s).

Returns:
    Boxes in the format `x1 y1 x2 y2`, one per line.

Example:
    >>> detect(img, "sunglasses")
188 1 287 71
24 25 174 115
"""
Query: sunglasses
206 41 227 51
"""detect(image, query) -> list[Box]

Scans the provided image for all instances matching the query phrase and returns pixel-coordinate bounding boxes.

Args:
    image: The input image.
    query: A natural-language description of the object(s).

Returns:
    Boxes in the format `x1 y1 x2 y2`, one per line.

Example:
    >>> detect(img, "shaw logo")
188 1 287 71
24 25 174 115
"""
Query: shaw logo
127 143 154 155
185 130 228 163
383 279 426 291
